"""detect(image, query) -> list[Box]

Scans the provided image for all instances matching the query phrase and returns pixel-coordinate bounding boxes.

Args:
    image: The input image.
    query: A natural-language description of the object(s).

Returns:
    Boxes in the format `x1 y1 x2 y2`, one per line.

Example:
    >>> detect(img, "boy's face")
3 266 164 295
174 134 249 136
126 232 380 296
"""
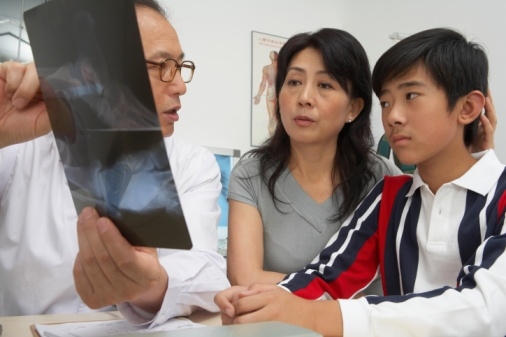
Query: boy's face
378 63 463 168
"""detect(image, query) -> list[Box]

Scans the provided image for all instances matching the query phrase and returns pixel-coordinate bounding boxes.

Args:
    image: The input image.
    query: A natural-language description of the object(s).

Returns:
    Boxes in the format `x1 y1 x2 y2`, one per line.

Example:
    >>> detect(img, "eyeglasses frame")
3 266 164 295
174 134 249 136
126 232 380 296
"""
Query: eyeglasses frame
145 58 195 83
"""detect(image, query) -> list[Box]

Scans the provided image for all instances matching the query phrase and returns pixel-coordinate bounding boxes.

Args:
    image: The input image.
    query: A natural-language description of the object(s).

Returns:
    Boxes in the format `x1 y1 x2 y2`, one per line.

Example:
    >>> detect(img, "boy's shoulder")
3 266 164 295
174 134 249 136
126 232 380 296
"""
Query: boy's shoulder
383 174 413 185
380 174 413 202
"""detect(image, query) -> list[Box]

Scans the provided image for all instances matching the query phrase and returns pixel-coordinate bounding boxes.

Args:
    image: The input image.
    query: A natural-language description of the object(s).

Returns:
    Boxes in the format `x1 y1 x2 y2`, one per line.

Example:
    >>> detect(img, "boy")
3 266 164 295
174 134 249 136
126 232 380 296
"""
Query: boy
215 28 506 337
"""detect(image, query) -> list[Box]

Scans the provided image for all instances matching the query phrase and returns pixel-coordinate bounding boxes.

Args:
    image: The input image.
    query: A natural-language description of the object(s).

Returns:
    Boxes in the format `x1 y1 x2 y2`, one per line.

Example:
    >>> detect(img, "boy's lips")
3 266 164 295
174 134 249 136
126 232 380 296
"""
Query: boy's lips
390 134 410 145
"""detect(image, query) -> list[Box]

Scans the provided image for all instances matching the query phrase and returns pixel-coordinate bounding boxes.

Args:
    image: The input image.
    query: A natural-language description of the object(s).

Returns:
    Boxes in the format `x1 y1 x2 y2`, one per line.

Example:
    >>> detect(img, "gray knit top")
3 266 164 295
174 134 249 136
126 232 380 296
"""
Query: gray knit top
228 154 401 274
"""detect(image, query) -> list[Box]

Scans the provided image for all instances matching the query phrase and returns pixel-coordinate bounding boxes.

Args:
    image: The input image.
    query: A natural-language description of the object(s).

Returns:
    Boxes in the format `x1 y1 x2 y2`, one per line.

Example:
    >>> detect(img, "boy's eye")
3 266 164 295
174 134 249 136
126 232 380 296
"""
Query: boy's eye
406 93 419 100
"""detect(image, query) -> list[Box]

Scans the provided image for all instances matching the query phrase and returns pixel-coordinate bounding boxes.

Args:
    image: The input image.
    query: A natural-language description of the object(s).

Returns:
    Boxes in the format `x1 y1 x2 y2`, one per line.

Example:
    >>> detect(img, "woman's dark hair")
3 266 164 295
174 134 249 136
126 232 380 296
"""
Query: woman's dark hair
246 28 376 221
372 28 488 147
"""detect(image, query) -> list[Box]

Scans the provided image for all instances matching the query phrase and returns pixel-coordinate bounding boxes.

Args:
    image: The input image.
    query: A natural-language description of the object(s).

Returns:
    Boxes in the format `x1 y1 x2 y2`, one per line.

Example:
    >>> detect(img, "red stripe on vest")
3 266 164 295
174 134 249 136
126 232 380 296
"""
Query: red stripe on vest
292 234 379 300
377 175 412 296
498 191 506 220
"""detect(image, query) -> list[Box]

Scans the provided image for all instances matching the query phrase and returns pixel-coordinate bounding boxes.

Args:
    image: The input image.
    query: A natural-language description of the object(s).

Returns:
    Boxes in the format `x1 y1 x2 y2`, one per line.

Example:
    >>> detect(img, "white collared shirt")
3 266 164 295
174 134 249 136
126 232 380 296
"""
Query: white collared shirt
0 133 229 323
280 150 506 337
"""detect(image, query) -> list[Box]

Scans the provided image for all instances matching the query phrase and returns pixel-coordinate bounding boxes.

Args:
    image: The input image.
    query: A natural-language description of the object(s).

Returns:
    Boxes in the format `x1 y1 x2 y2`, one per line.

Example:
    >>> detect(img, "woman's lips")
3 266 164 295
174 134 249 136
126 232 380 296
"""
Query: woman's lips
294 115 315 126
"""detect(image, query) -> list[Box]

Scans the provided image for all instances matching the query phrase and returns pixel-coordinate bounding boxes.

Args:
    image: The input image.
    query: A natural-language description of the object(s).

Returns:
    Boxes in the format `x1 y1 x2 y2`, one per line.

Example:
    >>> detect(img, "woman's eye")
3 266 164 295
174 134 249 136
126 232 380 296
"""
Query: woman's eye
286 79 300 86
319 83 333 89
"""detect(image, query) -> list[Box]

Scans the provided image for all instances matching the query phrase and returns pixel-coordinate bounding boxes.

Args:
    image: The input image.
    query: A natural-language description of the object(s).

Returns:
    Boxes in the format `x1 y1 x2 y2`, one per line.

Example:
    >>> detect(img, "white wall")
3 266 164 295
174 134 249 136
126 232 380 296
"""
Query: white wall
161 0 345 157
163 0 506 162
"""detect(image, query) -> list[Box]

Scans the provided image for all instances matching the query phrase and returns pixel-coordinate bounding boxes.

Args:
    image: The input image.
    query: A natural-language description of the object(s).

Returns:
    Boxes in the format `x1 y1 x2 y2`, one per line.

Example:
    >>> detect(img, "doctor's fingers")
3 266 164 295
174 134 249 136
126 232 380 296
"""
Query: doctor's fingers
1 62 41 109
75 208 137 304
76 208 163 297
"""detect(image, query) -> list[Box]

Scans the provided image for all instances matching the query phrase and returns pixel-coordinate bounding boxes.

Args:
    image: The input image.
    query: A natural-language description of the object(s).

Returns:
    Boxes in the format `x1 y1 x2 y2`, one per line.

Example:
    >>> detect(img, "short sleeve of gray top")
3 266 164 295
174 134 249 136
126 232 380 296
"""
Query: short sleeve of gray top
228 154 401 274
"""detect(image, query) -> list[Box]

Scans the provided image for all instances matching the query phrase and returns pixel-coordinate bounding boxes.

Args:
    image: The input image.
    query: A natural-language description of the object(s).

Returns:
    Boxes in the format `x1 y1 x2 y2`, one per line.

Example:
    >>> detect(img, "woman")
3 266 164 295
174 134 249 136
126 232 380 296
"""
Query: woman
227 28 400 290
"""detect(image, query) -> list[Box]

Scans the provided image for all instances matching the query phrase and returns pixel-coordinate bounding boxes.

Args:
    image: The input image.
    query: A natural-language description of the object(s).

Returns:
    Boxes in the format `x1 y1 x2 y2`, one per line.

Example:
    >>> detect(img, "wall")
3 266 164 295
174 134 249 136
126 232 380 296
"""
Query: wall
0 0 45 62
161 0 345 157
164 0 506 162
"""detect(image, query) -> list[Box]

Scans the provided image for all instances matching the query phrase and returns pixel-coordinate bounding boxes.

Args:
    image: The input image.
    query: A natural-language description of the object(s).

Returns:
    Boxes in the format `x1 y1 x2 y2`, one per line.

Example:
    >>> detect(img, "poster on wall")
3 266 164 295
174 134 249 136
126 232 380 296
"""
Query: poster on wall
250 31 287 147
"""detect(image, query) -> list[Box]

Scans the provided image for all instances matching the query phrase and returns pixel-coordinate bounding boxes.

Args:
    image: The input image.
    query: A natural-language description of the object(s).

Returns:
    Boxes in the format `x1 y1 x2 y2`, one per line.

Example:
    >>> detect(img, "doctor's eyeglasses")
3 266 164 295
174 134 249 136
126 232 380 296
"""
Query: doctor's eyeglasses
145 58 195 83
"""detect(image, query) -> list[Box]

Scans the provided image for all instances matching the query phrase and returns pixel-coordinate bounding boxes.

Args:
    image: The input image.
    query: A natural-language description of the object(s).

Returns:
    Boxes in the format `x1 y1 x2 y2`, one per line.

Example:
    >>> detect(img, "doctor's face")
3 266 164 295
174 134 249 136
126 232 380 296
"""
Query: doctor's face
136 6 188 137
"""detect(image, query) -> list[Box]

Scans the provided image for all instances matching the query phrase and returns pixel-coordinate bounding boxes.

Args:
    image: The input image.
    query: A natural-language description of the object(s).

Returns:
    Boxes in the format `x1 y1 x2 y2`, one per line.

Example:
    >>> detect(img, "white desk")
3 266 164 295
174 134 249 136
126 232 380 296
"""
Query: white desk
0 310 221 337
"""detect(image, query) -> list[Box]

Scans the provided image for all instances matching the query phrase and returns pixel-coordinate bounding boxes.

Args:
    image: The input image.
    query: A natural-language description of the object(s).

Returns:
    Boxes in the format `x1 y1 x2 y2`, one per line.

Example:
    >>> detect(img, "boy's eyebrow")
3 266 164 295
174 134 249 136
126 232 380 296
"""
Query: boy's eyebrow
379 80 428 97
398 80 428 89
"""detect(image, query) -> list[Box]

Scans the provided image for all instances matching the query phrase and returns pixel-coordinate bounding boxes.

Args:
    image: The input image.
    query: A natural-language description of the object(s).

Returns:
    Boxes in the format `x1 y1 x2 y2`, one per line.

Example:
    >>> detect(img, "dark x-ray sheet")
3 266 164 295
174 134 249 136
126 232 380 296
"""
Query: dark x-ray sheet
24 0 192 249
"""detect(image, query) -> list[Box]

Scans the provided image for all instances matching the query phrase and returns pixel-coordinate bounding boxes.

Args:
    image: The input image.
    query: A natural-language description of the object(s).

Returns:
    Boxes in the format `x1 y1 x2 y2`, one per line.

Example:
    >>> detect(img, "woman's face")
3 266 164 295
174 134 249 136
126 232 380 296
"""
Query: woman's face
278 47 363 148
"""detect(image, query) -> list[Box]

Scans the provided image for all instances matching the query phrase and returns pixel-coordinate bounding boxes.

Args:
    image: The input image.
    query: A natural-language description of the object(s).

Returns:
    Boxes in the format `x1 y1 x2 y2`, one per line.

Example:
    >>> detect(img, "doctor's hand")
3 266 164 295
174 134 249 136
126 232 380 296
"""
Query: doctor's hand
73 207 168 313
0 61 49 148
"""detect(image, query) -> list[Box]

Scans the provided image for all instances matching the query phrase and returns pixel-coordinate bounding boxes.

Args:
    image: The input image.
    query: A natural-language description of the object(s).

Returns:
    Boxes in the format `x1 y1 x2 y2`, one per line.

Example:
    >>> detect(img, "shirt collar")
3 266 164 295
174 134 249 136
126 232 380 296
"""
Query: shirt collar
407 150 505 197
453 149 505 195
163 136 174 155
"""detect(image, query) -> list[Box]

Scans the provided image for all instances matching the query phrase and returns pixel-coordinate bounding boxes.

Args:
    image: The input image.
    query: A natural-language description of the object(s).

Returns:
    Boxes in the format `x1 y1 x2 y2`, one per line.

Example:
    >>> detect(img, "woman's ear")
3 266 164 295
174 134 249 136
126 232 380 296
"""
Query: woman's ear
458 90 486 125
347 97 364 122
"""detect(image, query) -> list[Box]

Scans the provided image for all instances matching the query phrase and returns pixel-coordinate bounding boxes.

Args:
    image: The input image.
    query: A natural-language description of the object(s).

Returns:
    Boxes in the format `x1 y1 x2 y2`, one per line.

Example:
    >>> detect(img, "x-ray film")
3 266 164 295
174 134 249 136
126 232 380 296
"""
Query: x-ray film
24 0 192 249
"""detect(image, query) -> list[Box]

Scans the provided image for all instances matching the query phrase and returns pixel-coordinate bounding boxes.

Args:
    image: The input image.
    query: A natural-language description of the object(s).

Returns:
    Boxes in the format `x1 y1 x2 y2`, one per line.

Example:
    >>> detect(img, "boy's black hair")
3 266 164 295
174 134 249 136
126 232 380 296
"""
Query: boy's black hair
372 28 488 147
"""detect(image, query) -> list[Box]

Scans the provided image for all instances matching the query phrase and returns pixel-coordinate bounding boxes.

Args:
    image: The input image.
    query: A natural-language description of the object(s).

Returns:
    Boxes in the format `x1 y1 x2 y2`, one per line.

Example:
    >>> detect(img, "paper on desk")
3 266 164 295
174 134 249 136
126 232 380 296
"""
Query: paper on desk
35 317 205 337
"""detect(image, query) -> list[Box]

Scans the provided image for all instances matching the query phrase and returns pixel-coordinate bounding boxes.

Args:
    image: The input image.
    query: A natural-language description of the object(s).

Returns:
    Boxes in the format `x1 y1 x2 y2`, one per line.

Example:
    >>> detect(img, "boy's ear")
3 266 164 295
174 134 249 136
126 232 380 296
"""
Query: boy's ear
458 90 486 125
347 97 364 122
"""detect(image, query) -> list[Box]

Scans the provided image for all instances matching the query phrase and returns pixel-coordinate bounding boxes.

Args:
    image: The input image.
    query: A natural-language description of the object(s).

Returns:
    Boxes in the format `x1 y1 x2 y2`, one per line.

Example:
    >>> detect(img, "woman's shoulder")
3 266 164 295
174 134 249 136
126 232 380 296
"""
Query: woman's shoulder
232 155 262 177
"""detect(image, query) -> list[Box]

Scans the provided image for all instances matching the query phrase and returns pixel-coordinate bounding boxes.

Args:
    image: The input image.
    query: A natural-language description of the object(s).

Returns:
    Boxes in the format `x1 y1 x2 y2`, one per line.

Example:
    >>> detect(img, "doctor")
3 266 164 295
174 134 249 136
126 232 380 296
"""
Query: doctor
0 0 229 327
